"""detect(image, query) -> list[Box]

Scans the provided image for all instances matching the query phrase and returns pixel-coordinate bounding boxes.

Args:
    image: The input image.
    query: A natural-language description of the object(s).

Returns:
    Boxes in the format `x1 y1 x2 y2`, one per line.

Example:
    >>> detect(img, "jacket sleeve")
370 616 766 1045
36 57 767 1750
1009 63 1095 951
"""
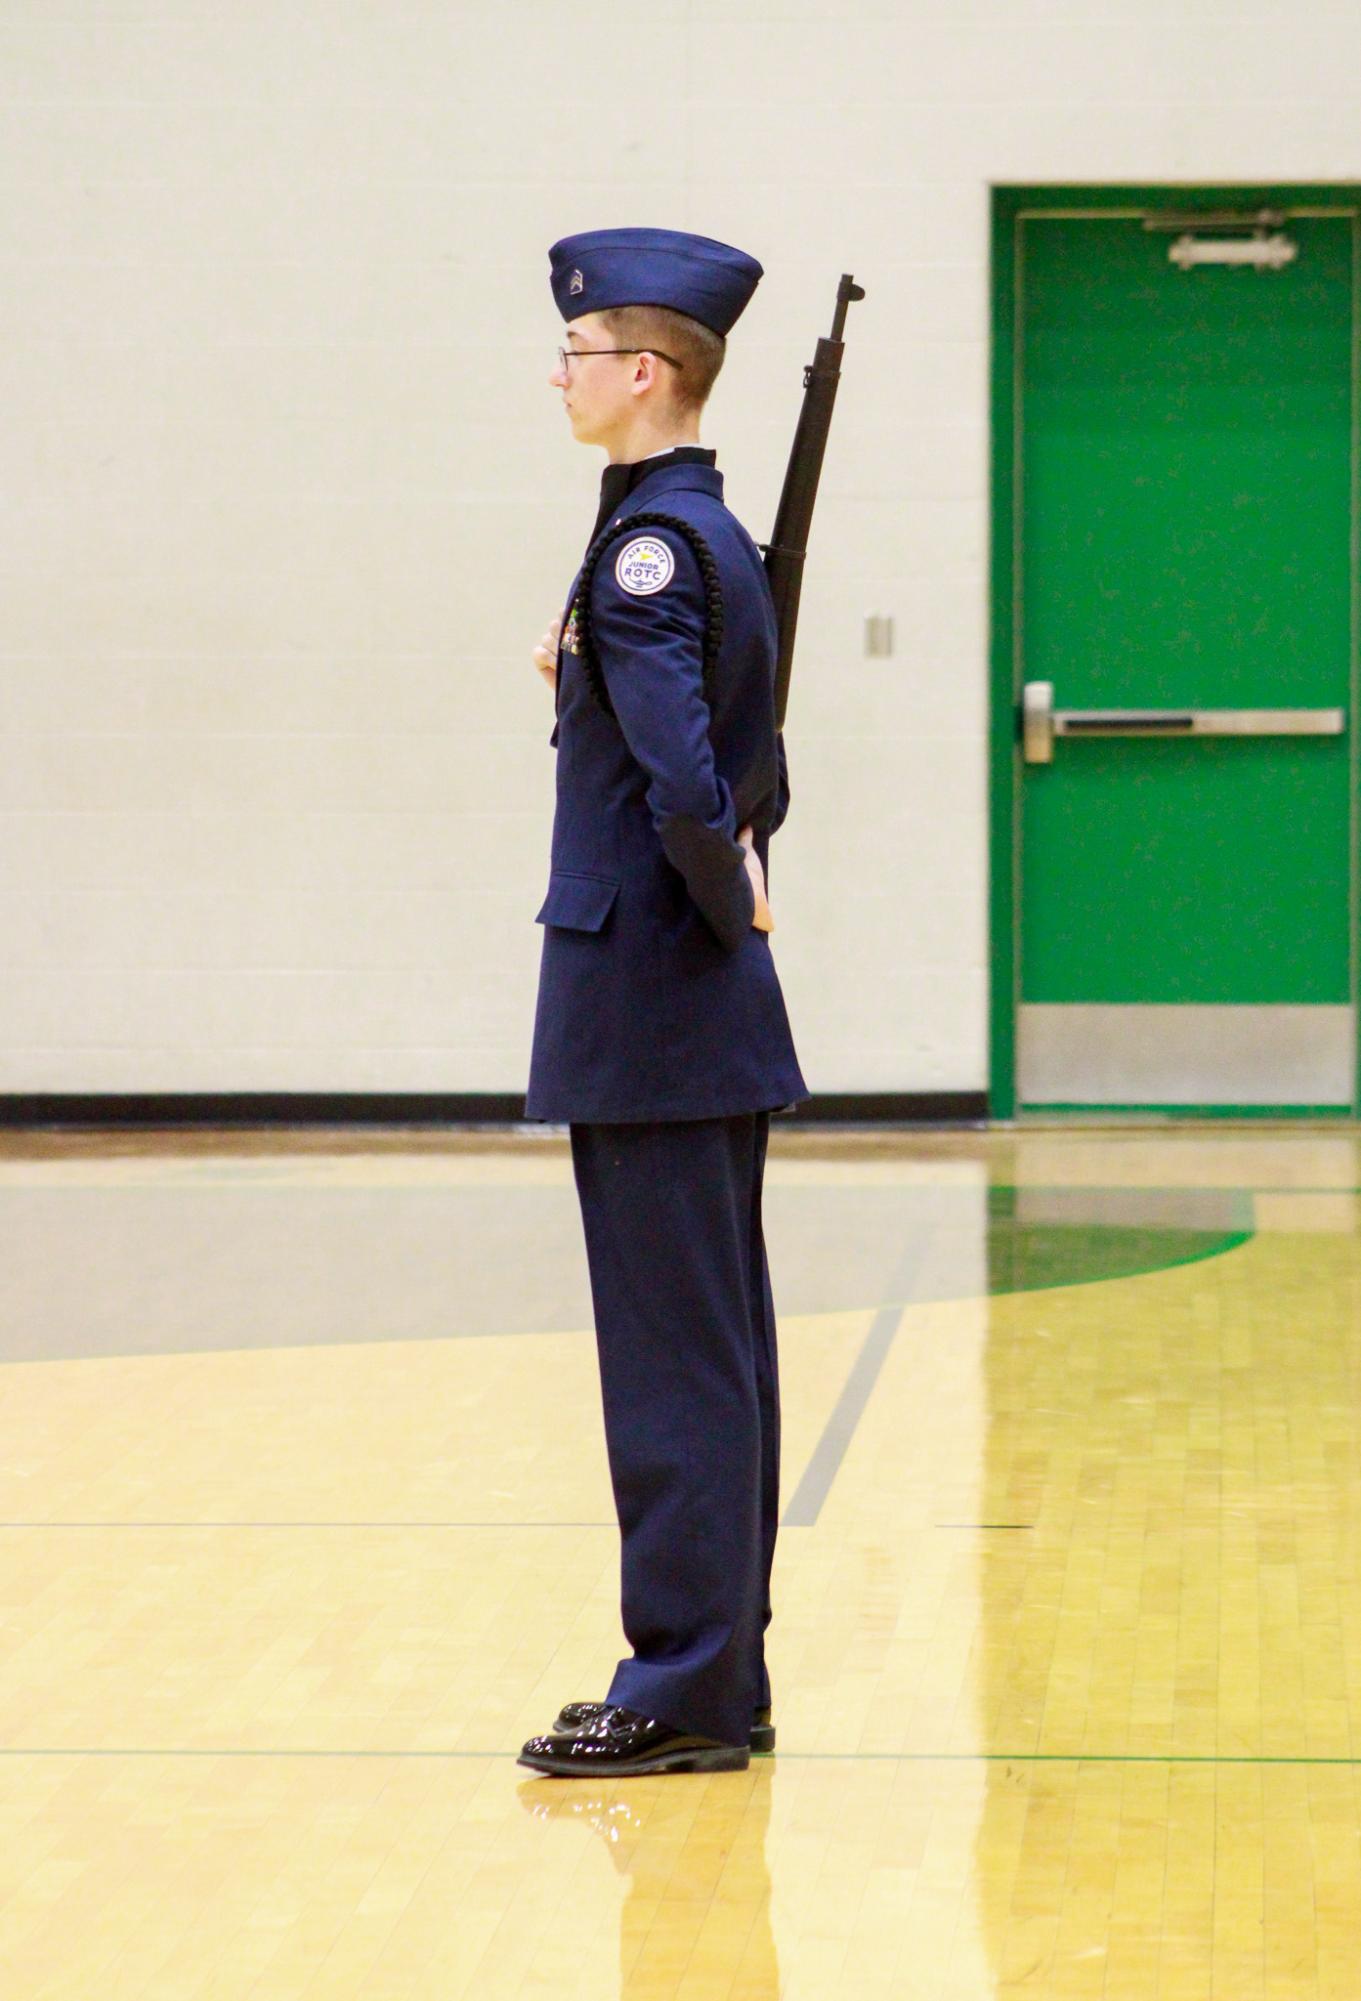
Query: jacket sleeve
589 529 754 951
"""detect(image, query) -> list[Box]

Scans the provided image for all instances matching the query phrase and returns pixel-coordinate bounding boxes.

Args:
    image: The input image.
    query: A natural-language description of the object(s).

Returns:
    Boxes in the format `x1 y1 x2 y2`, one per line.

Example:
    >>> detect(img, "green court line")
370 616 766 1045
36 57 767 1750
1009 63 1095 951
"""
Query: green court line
0 1749 1358 1765
986 1227 1253 1298
765 1752 1361 1766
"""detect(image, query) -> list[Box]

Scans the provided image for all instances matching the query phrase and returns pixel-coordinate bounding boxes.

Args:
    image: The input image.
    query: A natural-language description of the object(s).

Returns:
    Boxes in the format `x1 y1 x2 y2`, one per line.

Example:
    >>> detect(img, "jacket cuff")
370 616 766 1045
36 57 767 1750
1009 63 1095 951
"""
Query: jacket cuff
658 816 753 950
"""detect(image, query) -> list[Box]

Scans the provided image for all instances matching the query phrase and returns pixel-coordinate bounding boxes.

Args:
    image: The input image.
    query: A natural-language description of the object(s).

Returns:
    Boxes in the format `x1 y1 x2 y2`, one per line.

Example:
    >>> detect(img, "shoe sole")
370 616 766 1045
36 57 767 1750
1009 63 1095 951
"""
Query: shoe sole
517 1744 750 1778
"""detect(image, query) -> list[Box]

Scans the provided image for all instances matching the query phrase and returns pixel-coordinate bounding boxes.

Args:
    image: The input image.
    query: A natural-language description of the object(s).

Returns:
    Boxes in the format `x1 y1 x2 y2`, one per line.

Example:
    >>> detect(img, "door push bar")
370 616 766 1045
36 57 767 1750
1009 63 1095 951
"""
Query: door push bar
1021 680 1346 765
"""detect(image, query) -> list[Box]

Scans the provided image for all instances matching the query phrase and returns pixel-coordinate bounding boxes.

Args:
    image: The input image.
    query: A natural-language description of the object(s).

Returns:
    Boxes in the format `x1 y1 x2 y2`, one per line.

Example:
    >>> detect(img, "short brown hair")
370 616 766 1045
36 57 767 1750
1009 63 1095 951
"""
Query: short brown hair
597 304 726 418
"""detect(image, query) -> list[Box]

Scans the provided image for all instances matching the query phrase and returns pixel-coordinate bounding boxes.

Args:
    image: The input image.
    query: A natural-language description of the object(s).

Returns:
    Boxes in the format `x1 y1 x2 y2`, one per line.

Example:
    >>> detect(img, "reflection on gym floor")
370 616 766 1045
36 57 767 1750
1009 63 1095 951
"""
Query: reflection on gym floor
0 1125 1358 1997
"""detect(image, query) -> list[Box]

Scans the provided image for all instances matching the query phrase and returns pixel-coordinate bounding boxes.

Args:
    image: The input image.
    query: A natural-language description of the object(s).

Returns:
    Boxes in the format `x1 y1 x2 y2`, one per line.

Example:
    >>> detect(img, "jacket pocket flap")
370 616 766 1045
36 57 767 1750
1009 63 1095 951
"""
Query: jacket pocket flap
535 869 620 932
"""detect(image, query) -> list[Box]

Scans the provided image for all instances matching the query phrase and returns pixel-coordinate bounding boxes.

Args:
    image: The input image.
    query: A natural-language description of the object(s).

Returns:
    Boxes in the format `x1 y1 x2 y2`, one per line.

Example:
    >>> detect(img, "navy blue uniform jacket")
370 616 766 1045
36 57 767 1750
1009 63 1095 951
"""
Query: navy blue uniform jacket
525 455 808 1123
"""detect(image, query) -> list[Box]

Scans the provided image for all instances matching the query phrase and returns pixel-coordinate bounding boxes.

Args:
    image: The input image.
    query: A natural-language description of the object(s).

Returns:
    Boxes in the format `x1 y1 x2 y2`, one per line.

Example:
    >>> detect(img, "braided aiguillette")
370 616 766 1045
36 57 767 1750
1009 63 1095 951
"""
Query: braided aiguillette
571 510 725 720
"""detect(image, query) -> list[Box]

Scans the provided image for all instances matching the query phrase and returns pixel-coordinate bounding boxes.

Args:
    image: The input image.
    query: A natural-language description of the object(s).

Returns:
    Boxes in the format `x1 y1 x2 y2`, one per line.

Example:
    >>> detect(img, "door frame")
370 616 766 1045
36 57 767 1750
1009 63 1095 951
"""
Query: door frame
989 182 1361 1119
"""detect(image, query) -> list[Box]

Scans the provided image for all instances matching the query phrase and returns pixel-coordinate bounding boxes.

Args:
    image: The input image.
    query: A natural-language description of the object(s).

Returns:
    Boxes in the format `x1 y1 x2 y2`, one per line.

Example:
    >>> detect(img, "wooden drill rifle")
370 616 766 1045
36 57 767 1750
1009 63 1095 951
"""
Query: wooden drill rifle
763 272 865 729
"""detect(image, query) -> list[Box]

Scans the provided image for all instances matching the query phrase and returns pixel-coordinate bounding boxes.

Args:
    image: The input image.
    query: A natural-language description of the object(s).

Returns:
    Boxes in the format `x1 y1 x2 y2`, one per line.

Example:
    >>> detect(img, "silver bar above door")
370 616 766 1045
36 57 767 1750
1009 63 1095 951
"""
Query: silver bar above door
1021 682 1345 763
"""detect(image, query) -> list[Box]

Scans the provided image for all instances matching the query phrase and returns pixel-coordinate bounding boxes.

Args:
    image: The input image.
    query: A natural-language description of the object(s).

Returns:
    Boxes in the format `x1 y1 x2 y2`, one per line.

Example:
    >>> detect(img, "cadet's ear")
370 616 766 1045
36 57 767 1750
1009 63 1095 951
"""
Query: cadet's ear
629 352 656 397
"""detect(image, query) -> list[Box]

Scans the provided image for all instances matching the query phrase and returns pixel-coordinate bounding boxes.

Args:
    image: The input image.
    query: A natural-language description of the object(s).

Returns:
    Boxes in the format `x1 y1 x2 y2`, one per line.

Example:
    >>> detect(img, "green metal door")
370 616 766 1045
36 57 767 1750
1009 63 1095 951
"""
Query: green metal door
1008 202 1356 1111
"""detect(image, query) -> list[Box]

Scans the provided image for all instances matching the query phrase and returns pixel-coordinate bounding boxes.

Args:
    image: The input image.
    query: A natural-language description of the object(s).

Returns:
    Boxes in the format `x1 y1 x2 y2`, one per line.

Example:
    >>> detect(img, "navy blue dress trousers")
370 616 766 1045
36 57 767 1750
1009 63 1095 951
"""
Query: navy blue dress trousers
570 1111 780 1744
527 448 807 1745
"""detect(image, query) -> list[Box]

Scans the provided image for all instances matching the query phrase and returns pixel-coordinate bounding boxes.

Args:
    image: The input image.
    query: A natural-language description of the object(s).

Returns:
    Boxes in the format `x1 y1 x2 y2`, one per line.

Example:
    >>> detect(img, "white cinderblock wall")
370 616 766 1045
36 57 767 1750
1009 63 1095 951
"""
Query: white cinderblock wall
3 2 1358 1098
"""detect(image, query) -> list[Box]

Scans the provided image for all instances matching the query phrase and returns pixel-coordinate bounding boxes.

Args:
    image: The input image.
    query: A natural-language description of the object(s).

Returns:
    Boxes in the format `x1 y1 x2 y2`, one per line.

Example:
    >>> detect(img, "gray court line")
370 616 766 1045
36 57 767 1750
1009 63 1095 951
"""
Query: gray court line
780 1222 933 1528
780 1301 906 1526
782 1181 1265 1530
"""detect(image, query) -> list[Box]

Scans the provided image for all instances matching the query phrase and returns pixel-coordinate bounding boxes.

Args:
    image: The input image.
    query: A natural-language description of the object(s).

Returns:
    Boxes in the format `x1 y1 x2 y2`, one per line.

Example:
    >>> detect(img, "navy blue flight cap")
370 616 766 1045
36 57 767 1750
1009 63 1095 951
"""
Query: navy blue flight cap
549 227 763 338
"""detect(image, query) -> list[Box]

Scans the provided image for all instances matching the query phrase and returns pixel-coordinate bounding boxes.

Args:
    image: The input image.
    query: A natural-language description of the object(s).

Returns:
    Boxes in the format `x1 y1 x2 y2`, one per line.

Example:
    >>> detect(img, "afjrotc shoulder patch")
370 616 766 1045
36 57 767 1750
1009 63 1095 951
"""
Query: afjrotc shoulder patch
560 602 582 655
615 535 675 597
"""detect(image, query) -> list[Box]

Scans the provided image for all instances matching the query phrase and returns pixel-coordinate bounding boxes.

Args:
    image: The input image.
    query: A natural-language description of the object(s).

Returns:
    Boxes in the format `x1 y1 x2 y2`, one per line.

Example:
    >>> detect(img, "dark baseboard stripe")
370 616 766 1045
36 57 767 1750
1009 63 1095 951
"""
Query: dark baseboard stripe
0 1091 989 1130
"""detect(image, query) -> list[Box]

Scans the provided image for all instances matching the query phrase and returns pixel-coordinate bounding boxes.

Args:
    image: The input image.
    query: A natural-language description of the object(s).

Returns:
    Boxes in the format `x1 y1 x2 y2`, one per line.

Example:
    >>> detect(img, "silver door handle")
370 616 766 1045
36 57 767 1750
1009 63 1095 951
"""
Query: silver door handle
1022 680 1346 764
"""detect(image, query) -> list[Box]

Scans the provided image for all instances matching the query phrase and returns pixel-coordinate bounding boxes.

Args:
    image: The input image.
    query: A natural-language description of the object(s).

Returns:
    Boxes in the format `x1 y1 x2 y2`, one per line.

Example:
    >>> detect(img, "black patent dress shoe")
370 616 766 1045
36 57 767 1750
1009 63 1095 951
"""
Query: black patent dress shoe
552 1698 776 1754
517 1704 750 1777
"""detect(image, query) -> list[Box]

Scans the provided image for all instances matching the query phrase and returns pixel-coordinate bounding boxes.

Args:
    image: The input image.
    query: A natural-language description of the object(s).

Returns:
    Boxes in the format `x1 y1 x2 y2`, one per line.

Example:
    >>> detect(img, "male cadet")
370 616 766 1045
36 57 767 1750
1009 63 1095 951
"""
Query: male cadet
516 227 808 1780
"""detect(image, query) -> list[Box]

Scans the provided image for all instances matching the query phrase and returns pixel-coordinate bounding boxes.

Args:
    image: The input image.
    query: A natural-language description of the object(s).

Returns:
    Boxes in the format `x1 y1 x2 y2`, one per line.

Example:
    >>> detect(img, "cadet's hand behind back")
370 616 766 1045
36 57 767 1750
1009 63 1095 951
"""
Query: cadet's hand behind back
738 825 774 933
533 613 563 695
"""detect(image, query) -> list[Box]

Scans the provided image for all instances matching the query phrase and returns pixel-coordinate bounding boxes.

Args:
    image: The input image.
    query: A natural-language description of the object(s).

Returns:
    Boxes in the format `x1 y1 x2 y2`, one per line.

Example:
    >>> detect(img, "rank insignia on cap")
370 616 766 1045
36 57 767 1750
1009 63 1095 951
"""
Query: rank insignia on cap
569 268 584 295
615 535 675 596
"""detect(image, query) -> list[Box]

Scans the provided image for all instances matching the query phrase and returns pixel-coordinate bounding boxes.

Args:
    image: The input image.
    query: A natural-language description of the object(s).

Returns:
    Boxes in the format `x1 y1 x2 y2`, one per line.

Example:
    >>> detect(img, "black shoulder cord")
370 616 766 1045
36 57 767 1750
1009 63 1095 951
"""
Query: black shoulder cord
571 509 725 721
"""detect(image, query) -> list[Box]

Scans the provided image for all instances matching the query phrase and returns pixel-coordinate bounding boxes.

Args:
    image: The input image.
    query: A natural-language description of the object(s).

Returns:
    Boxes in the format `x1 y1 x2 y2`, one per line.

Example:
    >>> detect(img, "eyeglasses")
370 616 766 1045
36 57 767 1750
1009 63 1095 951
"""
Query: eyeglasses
557 345 681 371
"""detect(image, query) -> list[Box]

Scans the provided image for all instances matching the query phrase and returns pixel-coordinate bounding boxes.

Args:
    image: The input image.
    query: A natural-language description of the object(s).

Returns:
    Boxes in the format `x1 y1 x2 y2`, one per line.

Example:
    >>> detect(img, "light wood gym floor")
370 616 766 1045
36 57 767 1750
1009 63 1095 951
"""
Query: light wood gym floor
1 1122 1359 1999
